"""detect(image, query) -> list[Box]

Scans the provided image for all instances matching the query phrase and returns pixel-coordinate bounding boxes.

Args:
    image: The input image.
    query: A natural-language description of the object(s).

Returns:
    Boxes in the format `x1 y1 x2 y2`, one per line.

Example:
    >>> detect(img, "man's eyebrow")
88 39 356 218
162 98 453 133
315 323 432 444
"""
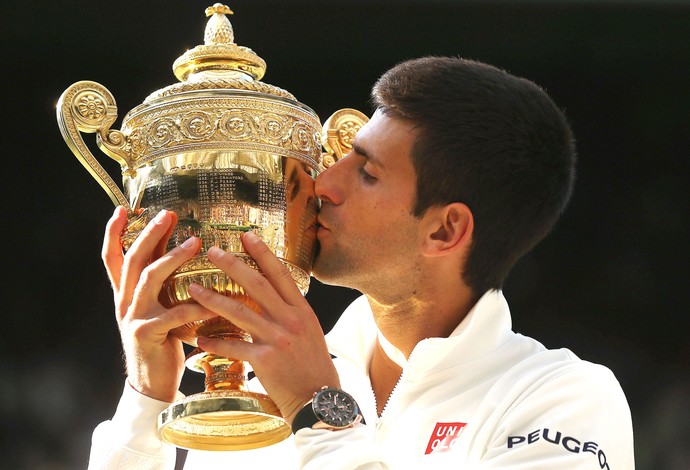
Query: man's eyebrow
352 141 380 166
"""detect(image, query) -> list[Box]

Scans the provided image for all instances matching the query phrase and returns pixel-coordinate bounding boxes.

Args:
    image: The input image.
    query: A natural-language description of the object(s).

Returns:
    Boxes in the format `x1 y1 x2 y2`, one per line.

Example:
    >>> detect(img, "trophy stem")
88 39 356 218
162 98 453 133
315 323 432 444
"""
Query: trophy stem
185 334 248 392
200 352 247 391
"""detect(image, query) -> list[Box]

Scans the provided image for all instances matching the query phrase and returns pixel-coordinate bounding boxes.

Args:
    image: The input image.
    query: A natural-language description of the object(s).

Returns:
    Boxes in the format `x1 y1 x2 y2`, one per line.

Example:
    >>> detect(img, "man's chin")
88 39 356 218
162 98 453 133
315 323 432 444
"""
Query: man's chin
310 254 336 286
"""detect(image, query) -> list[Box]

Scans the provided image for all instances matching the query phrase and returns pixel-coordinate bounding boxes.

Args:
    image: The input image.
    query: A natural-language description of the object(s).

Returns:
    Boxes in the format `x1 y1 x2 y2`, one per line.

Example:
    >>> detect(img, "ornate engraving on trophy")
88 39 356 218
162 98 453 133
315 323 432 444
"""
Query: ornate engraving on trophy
76 92 106 121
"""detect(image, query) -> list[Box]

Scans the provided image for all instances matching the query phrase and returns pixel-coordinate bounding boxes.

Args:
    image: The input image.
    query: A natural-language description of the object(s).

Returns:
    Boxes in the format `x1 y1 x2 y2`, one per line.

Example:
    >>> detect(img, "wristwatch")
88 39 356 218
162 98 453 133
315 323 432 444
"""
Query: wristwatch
291 386 365 434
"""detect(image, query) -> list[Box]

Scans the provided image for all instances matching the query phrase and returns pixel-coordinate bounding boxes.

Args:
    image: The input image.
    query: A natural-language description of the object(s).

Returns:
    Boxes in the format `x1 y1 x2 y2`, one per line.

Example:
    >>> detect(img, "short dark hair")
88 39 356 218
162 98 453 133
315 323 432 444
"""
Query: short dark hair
371 56 576 297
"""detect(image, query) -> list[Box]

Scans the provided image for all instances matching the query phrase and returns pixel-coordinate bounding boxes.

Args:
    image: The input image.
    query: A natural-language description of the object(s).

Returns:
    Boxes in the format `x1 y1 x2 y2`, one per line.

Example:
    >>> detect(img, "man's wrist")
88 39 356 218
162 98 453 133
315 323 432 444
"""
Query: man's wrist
126 376 181 404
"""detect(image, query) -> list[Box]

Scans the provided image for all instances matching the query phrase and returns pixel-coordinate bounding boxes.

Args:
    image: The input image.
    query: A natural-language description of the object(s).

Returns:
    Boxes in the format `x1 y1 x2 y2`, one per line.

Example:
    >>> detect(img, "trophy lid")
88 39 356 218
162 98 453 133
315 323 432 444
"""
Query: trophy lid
142 3 297 103
93 3 324 174
174 3 266 82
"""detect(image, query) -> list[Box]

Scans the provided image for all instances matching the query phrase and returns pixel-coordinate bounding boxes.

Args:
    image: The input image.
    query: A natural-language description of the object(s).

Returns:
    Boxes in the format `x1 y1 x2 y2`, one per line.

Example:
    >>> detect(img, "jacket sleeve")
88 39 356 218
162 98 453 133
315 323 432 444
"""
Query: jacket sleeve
87 381 178 470
477 359 635 470
294 424 390 470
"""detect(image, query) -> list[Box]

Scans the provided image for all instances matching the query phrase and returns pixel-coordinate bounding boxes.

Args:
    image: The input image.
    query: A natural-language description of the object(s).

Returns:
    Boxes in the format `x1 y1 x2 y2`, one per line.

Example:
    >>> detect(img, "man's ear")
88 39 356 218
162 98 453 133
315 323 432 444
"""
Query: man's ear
421 203 473 257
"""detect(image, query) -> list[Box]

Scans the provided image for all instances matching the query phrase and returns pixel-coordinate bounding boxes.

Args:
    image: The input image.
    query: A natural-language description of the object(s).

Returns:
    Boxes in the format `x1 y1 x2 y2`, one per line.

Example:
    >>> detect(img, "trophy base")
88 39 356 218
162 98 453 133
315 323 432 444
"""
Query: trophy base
158 389 291 451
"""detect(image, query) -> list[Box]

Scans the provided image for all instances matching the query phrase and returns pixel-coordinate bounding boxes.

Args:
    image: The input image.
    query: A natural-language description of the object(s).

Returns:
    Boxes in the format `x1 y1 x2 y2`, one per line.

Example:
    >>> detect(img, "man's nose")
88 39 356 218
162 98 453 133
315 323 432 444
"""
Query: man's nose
315 161 342 205
314 167 330 203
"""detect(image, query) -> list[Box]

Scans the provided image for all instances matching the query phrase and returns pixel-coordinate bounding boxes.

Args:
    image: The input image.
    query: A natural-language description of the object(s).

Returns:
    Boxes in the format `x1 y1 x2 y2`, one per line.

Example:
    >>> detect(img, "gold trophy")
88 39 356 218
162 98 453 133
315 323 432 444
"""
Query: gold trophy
56 3 368 451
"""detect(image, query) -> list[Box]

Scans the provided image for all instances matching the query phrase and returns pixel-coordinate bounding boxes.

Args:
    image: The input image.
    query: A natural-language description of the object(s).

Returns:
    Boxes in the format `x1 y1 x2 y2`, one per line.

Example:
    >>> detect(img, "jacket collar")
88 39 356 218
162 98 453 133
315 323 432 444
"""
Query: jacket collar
325 290 514 376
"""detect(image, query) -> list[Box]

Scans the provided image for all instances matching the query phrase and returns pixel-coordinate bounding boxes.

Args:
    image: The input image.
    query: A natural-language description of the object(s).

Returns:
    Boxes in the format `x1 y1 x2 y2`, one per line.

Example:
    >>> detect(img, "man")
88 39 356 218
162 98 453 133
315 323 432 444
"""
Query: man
89 56 634 469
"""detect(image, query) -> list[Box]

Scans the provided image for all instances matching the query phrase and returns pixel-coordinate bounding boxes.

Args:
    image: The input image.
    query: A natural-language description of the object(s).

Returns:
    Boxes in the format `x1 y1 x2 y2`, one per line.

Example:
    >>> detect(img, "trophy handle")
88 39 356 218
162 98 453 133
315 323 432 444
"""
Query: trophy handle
321 108 369 168
56 80 134 216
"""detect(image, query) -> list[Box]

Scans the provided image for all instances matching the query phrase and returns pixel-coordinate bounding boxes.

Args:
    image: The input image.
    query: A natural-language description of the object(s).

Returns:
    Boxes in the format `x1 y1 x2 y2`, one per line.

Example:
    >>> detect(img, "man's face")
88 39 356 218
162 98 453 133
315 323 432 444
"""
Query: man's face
312 111 423 297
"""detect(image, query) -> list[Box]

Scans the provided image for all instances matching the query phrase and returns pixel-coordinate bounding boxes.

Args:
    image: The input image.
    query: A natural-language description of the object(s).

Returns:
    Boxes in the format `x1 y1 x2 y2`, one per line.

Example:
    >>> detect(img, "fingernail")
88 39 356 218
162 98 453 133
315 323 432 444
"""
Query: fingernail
181 237 196 248
243 231 259 243
153 210 167 224
188 283 202 295
208 246 226 257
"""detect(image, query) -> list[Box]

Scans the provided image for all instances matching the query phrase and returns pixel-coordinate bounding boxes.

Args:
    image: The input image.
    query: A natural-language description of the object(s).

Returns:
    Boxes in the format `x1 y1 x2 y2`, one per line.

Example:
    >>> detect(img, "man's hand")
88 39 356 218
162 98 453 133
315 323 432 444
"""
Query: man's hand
192 231 340 424
102 206 216 403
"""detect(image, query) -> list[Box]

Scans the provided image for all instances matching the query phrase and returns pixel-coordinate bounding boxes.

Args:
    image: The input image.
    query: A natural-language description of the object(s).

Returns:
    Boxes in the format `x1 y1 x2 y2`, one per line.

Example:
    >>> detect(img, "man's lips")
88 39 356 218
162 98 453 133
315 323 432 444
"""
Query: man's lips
315 218 330 237
315 216 329 231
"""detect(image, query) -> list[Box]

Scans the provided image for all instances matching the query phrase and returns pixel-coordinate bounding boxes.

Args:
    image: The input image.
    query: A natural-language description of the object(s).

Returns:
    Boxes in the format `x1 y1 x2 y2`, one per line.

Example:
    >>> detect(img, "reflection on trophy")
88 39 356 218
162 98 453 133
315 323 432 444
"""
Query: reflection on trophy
56 3 368 451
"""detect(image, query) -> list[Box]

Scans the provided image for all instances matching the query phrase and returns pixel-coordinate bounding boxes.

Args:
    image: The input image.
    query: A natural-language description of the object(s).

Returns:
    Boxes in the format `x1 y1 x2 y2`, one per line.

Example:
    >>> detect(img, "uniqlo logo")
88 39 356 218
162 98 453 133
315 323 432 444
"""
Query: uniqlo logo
425 422 467 454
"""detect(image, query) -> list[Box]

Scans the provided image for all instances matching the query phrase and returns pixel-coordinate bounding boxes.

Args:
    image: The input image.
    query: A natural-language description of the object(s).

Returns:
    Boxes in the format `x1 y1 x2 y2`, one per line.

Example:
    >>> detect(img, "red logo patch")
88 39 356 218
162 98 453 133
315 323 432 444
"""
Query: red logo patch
425 422 467 454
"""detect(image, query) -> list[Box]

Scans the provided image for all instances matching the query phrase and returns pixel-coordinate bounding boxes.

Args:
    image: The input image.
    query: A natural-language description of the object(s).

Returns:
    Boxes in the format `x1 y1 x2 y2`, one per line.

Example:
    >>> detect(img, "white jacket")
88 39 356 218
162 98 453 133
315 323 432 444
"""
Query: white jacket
88 290 635 469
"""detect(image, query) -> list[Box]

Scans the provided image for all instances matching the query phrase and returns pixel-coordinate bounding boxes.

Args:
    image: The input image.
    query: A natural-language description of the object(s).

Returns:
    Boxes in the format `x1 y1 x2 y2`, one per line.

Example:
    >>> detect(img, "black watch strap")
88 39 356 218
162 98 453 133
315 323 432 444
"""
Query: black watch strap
291 401 320 434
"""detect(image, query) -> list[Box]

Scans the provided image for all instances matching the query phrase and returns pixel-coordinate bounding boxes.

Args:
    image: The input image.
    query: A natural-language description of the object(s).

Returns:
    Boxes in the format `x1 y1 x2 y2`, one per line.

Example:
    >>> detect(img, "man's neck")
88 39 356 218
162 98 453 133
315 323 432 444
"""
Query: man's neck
366 288 476 358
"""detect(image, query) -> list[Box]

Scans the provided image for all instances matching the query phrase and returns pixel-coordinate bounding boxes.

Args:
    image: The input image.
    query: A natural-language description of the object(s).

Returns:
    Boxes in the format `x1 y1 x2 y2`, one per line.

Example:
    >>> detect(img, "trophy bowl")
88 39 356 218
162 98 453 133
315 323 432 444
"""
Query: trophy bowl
56 3 368 451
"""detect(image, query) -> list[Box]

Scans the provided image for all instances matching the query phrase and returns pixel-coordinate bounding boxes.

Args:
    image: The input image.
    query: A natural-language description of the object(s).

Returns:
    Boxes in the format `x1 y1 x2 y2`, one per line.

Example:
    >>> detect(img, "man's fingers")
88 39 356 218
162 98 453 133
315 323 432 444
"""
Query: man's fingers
205 233 307 319
144 302 219 340
204 246 285 321
152 211 179 260
240 231 308 308
196 335 256 364
118 211 178 309
187 283 273 341
125 236 202 320
102 206 129 292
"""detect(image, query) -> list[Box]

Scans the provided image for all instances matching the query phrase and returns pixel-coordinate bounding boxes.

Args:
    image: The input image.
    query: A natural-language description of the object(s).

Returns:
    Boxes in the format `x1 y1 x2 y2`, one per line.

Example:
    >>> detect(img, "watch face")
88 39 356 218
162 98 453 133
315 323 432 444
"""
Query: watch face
313 388 359 427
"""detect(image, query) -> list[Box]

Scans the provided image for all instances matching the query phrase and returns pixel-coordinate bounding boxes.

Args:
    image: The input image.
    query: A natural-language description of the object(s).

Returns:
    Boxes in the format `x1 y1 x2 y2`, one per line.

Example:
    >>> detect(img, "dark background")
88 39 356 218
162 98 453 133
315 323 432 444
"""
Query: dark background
2 1 689 468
